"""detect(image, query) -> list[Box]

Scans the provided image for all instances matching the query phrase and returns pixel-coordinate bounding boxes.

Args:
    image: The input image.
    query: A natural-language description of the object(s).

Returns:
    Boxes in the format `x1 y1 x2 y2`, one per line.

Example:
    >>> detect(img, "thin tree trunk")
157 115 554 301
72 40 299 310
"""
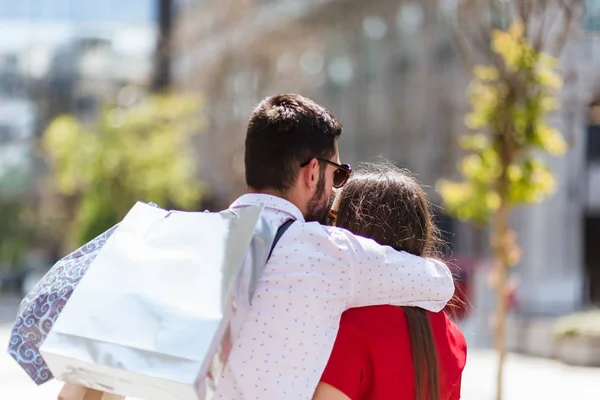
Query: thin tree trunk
493 196 510 400
494 146 512 400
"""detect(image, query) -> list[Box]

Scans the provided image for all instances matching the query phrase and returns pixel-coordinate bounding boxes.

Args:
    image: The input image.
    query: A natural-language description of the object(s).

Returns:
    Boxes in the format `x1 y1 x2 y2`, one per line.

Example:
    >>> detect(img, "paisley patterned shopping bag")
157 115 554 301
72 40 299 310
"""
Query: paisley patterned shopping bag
7 224 119 384
7 203 162 385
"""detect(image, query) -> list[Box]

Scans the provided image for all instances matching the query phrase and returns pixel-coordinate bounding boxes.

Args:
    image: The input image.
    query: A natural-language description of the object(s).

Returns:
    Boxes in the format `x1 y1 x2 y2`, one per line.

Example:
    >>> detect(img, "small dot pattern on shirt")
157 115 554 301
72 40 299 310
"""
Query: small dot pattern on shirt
213 194 454 400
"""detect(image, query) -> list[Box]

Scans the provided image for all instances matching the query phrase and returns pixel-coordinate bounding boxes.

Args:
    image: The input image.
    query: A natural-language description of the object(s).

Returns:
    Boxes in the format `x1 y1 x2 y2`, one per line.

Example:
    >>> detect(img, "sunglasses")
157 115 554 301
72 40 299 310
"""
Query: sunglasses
300 158 352 188
327 209 338 225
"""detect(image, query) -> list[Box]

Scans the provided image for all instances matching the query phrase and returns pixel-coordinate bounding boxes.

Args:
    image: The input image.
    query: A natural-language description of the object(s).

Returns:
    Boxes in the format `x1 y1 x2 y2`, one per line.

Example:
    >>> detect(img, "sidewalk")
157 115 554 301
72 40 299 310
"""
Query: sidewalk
2 295 600 399
461 349 600 400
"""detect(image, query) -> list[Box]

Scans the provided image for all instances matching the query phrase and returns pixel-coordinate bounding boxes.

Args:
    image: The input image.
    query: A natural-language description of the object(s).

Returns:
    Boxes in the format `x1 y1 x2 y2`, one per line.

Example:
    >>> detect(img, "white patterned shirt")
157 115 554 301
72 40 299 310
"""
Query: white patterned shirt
213 194 454 400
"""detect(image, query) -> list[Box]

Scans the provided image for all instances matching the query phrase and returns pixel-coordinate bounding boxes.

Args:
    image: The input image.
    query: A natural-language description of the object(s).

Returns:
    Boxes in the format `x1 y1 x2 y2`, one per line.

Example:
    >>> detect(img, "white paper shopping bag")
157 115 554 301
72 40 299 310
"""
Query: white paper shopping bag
40 202 267 400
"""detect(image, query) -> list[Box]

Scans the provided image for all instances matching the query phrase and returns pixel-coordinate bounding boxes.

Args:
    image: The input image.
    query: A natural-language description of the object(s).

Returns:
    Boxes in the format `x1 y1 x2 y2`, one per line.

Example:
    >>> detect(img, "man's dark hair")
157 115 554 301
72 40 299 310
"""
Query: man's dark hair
245 93 342 191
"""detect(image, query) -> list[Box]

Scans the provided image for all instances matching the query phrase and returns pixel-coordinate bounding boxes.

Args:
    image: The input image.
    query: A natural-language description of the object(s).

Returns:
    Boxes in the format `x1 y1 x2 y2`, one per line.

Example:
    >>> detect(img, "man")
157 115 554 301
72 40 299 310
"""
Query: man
213 94 454 399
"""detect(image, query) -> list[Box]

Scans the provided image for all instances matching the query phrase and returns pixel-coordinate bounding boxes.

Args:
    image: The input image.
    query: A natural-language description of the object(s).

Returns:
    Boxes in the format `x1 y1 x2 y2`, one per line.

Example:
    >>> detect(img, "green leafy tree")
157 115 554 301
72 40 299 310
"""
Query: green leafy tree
43 94 205 246
0 166 35 272
0 201 33 271
437 20 567 400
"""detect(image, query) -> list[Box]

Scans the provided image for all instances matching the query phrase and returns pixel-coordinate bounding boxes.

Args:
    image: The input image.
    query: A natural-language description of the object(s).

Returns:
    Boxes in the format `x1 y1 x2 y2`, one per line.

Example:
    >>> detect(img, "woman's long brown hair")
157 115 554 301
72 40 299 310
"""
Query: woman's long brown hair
333 162 443 400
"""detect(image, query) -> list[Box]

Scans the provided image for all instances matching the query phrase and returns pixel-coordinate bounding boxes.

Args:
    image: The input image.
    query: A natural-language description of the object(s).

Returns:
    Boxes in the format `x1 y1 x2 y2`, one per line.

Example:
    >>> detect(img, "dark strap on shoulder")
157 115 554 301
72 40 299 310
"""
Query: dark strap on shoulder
266 219 295 262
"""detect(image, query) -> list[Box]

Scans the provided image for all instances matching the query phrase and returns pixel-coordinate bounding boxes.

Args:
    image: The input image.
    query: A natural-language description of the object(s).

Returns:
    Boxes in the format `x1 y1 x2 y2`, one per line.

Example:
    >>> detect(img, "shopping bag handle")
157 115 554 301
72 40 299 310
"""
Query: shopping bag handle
266 219 295 262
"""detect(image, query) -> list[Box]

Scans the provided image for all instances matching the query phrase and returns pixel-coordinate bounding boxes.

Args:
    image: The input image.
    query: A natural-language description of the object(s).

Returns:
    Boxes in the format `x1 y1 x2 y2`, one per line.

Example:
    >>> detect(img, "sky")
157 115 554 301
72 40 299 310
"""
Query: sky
0 0 156 23
0 0 157 52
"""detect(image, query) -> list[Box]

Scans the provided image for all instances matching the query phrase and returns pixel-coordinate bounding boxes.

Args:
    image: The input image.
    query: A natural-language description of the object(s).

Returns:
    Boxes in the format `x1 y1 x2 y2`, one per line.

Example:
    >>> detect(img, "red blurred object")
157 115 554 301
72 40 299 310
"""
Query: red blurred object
443 255 476 321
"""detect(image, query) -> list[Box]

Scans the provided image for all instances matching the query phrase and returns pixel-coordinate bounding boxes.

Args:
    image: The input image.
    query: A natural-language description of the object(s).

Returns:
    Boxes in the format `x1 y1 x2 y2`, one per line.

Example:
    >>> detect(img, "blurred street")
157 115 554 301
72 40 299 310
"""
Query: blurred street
1 296 599 400
0 0 599 399
460 350 600 400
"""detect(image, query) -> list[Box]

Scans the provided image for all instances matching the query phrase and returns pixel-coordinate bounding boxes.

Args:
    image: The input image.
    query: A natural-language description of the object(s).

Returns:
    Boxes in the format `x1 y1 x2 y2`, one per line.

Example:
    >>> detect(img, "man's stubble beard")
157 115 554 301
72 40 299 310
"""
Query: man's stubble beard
305 169 332 224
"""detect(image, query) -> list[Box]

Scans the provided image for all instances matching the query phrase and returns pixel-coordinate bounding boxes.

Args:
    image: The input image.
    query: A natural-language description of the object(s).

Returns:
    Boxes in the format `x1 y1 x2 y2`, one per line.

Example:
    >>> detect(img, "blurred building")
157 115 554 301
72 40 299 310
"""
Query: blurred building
0 97 36 198
39 29 156 125
171 0 470 237
0 3 158 189
511 2 600 316
0 0 158 185
171 0 484 332
0 1 159 280
170 0 600 321
0 49 37 198
0 1 157 119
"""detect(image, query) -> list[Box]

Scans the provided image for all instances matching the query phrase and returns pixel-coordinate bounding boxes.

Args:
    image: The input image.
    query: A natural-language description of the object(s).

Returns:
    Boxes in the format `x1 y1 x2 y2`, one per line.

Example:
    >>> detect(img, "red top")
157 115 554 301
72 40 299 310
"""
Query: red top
321 306 467 400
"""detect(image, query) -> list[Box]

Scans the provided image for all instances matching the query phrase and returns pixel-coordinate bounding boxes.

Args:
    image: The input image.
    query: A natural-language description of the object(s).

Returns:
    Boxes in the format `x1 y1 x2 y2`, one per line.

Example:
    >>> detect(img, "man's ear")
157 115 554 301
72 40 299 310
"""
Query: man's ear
300 158 319 190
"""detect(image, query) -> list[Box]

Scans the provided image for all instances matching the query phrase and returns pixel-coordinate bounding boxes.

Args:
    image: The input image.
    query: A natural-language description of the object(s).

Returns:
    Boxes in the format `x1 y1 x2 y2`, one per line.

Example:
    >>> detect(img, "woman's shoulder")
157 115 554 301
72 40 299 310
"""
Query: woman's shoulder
427 311 466 341
427 311 468 368
340 306 410 339
340 307 466 349
342 306 462 336
342 305 407 322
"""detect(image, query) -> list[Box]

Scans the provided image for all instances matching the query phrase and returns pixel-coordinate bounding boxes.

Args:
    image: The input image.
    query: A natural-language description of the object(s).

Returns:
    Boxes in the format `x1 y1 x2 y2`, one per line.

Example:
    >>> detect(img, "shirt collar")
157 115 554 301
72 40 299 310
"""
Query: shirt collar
230 193 305 222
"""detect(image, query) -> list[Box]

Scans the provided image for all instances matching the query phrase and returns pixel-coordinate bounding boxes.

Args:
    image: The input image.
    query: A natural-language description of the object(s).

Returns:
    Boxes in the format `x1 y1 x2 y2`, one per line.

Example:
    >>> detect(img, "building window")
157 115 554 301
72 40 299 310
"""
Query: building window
585 0 600 32
327 56 353 87
588 104 600 161
396 3 424 36
393 53 413 75
434 38 455 65
588 125 600 162
0 125 15 144
74 97 98 117
363 16 388 41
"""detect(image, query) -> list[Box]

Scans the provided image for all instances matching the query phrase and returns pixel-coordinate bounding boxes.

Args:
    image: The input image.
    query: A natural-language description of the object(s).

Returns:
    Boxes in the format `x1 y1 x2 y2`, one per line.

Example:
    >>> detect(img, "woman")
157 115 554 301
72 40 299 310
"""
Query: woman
314 163 467 400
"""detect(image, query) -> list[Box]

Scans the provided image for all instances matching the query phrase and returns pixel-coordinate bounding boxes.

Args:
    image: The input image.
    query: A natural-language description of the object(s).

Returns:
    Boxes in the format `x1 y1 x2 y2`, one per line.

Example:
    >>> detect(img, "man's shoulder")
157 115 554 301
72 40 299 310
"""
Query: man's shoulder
269 221 367 261
288 221 358 242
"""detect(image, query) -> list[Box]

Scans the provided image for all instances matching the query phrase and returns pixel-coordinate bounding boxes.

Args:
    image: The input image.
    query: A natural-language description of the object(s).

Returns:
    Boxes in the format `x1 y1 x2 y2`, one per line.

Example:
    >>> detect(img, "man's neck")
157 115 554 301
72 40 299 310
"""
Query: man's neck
246 187 306 216
246 187 284 198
